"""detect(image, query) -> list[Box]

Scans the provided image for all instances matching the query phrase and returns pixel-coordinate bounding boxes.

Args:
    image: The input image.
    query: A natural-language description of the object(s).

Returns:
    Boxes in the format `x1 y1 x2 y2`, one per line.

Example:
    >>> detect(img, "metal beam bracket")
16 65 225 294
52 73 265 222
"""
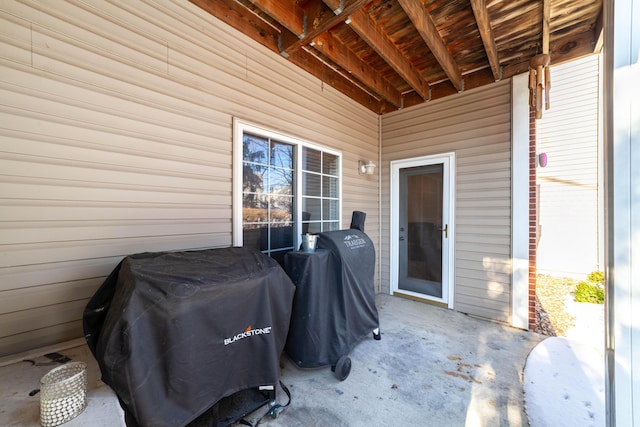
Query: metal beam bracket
300 15 307 39
278 35 290 58
333 0 345 15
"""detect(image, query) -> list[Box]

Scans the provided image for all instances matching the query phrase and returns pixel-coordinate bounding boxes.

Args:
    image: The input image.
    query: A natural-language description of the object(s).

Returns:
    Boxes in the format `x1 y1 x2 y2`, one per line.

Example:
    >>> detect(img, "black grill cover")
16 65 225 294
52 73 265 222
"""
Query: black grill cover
284 229 379 368
83 247 295 427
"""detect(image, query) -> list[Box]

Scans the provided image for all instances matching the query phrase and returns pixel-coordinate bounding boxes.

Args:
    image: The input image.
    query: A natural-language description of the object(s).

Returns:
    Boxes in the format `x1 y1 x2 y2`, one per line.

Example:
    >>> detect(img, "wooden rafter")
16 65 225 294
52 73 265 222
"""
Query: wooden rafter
313 31 403 107
323 0 430 100
282 0 373 57
470 0 501 81
247 0 398 106
249 0 373 57
189 0 603 114
542 0 550 55
397 0 463 92
248 0 306 36
189 0 389 113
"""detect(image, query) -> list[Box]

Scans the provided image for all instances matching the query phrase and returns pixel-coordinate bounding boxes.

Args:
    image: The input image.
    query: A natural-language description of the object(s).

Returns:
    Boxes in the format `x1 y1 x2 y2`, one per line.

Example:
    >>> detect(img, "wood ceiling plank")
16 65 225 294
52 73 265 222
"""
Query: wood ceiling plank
323 0 430 100
397 0 463 92
470 0 501 81
313 31 403 106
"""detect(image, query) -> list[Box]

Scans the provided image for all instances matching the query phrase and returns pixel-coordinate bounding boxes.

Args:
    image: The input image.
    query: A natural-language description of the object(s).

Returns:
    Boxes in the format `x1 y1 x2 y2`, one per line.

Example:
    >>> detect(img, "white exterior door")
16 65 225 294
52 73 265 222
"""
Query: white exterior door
391 153 454 307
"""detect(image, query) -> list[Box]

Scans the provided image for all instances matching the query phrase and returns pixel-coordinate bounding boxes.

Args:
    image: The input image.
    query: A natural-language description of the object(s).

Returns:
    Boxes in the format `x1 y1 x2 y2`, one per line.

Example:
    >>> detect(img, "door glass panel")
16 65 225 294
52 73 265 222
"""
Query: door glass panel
398 164 444 298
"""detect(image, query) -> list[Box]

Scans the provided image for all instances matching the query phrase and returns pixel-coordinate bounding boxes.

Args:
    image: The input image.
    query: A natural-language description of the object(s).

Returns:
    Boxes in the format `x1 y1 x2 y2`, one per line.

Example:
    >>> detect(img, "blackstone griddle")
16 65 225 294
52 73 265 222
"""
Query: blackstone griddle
83 247 295 427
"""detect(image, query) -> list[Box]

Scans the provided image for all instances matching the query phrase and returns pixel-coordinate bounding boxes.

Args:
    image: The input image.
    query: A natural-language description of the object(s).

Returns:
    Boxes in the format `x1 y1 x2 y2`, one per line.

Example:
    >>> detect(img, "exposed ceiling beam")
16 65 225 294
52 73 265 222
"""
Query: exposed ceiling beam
312 31 403 107
290 46 393 113
250 0 373 57
189 0 388 113
593 6 604 53
548 30 598 64
397 0 463 92
542 0 550 55
248 0 306 36
323 0 431 100
470 0 501 81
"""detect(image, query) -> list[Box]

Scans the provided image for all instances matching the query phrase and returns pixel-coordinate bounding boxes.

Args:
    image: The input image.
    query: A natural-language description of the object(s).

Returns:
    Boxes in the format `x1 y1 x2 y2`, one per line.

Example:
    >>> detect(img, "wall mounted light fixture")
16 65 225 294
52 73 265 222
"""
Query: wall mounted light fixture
358 160 376 175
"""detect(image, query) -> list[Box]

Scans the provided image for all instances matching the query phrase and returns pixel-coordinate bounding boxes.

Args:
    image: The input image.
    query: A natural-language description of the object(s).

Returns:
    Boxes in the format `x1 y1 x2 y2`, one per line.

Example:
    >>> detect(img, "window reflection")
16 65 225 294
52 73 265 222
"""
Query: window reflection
271 142 293 169
243 134 268 164
269 168 293 195
243 163 266 194
270 196 293 222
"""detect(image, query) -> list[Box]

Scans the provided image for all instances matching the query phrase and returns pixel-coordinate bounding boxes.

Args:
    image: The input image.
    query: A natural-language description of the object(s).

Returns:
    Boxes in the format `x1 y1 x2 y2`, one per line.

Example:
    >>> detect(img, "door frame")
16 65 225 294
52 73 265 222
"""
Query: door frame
390 153 455 308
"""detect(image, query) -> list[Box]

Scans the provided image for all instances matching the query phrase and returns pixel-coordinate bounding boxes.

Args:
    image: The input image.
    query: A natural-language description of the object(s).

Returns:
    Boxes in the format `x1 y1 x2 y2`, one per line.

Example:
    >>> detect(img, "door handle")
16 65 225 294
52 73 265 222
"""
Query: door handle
438 224 448 238
399 236 405 241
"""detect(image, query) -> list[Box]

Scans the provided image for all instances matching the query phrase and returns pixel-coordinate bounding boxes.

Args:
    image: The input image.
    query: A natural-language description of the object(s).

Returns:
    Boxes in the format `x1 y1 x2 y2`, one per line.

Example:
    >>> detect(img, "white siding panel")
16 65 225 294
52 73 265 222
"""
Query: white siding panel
536 54 601 276
382 81 512 323
0 0 378 356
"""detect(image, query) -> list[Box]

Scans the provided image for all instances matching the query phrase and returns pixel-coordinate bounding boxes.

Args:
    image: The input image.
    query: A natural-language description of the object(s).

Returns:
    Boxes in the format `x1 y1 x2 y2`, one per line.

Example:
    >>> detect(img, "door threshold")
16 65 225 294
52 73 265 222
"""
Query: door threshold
392 292 448 308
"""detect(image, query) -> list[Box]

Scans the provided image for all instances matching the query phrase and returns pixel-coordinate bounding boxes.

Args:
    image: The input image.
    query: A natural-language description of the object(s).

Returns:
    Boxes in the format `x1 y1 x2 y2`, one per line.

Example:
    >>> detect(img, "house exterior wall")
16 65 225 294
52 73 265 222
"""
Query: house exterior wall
381 81 513 323
536 54 601 278
0 1 379 357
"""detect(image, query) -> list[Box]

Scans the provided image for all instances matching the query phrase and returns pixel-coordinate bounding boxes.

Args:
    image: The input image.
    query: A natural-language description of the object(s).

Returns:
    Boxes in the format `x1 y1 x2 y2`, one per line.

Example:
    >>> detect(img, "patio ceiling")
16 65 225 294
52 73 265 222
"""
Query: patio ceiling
189 0 603 114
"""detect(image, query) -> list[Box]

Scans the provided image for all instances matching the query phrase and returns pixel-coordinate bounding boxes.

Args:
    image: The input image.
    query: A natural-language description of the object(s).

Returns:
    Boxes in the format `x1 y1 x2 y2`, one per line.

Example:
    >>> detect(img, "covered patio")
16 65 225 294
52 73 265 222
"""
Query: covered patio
1 0 638 425
1 295 543 426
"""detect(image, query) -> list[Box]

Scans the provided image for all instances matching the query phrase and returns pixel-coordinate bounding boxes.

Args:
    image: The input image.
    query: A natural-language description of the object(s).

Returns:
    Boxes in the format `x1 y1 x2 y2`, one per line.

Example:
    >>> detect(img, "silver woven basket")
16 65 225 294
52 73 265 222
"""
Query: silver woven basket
39 362 87 427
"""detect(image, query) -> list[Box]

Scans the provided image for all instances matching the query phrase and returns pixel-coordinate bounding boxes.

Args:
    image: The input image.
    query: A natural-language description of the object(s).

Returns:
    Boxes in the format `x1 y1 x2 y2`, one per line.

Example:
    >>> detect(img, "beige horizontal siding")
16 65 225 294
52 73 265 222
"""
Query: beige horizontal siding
382 80 512 323
0 0 378 357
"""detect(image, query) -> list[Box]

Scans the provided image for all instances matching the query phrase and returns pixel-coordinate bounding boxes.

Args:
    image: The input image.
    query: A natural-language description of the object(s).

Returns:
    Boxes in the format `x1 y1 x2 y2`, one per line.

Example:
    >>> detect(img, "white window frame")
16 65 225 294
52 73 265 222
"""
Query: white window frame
233 118 342 250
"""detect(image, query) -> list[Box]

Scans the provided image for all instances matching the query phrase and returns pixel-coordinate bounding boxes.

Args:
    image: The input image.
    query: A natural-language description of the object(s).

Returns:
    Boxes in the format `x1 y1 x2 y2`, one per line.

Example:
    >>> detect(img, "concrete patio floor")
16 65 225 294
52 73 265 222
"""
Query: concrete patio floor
0 294 544 427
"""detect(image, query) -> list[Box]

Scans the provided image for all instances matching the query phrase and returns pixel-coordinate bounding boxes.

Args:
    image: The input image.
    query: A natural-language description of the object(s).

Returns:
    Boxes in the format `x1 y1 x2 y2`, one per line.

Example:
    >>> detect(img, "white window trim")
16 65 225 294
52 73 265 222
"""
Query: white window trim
232 118 342 249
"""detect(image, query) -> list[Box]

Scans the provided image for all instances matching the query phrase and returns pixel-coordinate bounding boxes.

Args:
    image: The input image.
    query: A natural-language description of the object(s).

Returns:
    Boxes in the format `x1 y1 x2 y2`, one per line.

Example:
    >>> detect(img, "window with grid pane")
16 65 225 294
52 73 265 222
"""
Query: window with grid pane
236 121 341 265
301 147 340 234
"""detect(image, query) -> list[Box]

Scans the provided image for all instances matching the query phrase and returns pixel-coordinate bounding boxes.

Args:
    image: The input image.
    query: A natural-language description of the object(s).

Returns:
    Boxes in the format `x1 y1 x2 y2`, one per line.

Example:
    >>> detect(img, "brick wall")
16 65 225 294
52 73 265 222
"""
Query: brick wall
529 107 538 331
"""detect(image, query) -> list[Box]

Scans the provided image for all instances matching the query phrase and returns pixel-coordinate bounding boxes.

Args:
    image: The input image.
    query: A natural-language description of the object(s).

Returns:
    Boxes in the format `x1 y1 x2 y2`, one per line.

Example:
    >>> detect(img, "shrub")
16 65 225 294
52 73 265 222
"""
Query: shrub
587 271 605 285
574 280 604 304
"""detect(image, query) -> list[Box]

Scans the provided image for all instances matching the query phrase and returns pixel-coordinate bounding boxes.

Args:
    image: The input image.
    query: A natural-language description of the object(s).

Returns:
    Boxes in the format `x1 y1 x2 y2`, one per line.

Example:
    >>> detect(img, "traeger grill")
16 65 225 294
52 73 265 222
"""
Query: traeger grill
284 212 380 380
83 247 295 427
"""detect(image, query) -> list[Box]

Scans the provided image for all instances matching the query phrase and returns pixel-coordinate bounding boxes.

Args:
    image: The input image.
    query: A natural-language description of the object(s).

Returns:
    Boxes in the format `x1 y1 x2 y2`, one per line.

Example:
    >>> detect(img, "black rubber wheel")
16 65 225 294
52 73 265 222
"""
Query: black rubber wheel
333 355 351 381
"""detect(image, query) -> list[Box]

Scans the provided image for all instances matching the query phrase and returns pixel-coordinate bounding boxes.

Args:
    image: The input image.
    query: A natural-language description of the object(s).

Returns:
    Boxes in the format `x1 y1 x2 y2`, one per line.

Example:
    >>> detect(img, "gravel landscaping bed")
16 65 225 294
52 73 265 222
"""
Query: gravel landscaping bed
535 274 578 336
